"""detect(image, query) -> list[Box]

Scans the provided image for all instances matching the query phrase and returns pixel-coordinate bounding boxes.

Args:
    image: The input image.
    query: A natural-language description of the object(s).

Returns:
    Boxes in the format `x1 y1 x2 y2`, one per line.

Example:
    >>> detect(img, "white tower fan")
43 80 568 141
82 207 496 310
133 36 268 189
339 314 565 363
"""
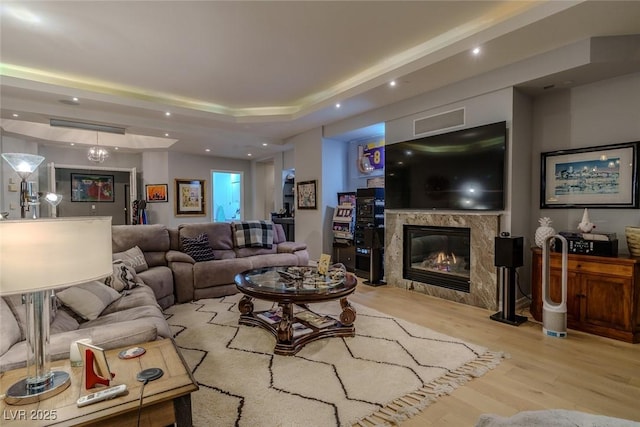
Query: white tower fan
541 234 568 338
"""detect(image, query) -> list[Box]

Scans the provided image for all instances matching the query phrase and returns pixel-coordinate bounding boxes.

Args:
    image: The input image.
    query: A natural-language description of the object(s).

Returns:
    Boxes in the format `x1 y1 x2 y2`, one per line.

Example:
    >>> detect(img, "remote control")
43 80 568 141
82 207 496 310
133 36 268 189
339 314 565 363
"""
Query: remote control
77 384 127 407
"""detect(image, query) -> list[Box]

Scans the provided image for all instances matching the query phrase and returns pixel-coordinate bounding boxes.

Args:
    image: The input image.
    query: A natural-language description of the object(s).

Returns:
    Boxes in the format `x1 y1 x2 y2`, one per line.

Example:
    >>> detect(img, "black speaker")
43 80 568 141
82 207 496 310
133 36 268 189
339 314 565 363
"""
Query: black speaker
494 236 524 268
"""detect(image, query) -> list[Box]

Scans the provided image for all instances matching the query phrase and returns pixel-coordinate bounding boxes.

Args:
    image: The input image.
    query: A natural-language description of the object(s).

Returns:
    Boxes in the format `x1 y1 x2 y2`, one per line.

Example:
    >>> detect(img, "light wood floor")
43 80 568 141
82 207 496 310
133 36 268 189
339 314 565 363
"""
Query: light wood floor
349 281 640 426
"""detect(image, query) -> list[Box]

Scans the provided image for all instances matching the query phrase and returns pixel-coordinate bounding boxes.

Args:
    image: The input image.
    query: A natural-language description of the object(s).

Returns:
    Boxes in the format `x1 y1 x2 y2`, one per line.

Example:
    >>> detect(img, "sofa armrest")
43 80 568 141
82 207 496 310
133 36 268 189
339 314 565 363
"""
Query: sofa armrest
167 250 196 303
166 249 195 264
277 241 307 253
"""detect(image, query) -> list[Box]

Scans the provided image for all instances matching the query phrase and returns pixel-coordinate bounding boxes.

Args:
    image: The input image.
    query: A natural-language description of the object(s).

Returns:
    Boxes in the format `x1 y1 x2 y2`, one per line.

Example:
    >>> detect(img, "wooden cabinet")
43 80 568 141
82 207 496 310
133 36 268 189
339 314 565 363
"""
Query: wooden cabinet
531 248 640 343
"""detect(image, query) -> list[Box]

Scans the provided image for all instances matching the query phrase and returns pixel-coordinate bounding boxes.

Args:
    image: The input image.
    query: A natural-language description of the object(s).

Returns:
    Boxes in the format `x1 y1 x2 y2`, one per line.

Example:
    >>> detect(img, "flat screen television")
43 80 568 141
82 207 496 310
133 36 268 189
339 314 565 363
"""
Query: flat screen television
385 121 507 210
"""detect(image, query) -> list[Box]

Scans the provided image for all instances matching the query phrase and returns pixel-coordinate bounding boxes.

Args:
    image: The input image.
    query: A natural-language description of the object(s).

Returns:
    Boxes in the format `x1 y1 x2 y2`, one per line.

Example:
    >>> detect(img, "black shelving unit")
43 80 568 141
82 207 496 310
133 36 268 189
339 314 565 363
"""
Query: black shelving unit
355 188 385 285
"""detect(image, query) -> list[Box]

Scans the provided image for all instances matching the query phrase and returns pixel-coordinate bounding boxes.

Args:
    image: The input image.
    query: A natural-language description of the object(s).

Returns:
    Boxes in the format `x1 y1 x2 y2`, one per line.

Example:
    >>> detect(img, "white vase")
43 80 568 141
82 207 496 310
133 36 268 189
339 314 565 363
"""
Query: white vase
535 217 556 247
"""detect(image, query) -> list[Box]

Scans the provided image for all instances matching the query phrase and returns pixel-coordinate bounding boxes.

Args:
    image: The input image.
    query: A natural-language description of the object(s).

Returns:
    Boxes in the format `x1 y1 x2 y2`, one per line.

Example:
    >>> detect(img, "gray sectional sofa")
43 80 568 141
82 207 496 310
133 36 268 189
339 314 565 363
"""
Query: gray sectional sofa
169 222 309 302
0 220 308 373
1 283 170 373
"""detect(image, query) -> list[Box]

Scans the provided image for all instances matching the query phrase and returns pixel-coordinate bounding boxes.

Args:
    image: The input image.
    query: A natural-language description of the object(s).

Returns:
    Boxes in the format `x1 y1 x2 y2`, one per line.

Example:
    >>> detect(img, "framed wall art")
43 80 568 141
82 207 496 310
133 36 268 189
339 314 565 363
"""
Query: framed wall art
145 184 168 203
71 173 114 202
541 141 639 208
296 180 317 210
175 179 206 216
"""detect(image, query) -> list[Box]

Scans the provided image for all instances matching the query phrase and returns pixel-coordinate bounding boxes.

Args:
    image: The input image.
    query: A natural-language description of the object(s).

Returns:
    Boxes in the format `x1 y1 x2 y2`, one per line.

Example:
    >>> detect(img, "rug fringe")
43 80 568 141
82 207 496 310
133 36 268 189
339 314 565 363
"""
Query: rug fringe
349 350 505 427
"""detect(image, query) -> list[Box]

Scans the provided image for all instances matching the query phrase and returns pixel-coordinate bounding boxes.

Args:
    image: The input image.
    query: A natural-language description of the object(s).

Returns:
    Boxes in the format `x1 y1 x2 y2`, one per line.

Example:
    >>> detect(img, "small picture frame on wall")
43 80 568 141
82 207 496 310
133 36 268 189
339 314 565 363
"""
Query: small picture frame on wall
145 184 168 203
175 179 206 216
541 141 639 208
296 180 317 210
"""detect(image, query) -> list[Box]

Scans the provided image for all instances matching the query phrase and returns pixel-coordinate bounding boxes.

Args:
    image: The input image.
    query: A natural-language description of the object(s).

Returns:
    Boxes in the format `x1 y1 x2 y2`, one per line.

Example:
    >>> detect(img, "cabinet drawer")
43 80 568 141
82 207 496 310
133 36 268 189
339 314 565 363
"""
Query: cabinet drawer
549 257 633 277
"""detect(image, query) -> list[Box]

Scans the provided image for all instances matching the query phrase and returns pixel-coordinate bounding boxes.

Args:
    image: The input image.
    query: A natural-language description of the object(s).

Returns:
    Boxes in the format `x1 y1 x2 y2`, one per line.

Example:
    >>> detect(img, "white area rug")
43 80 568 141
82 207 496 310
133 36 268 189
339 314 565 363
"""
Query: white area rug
475 409 640 427
164 294 504 426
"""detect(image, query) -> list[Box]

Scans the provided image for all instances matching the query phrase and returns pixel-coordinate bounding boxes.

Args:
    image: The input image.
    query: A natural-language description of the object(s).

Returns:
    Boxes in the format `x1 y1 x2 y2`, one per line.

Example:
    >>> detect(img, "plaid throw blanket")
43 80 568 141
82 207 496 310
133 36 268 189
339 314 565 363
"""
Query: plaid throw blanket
232 220 274 249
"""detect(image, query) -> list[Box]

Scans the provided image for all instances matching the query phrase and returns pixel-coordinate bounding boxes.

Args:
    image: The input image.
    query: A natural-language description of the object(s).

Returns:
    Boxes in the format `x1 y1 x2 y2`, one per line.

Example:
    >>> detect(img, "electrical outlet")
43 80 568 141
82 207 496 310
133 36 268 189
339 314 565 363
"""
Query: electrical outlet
8 183 18 192
91 205 96 210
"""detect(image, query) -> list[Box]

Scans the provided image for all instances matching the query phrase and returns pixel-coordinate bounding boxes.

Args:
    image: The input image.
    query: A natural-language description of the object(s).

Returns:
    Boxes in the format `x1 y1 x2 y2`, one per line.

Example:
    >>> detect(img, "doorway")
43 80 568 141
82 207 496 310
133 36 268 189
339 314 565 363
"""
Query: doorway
212 171 243 222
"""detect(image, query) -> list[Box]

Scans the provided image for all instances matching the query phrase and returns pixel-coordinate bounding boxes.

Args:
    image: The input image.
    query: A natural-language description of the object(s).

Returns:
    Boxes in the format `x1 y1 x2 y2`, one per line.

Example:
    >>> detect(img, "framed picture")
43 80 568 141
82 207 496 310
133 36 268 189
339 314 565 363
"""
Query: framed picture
297 180 317 210
175 179 206 216
71 173 114 202
541 141 639 208
145 184 168 203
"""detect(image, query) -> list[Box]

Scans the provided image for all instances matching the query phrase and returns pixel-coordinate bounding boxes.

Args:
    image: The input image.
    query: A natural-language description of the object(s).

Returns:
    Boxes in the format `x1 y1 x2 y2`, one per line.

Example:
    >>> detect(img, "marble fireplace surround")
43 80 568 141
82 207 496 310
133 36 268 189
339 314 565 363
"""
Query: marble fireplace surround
385 211 501 310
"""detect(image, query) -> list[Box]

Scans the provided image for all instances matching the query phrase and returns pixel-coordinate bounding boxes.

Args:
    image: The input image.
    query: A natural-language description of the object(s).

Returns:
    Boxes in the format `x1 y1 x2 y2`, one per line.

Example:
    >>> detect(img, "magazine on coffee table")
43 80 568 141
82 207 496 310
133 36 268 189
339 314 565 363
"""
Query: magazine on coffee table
295 310 336 329
292 322 313 337
257 310 283 324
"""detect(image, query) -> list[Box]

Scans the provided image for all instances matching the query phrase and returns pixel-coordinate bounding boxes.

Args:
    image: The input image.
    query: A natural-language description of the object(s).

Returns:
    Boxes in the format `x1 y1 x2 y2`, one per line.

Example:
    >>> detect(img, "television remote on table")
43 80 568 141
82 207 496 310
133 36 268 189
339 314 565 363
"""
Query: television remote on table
76 384 127 407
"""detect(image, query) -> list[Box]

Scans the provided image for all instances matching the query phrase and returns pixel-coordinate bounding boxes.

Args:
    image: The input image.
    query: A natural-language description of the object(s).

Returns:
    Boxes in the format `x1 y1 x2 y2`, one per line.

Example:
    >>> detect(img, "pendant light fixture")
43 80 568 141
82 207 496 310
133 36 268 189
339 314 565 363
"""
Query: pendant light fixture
88 131 109 163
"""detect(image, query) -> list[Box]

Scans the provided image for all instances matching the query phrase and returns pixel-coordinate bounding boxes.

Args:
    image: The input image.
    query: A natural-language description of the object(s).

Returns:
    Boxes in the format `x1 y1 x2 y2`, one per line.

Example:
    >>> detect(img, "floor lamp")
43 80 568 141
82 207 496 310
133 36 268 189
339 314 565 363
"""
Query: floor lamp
0 217 112 404
1 153 45 219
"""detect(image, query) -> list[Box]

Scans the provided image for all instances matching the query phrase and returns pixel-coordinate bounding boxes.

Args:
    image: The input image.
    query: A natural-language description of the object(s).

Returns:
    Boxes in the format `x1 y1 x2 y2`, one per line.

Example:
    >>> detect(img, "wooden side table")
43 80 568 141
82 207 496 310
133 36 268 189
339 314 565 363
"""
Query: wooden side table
1 339 198 426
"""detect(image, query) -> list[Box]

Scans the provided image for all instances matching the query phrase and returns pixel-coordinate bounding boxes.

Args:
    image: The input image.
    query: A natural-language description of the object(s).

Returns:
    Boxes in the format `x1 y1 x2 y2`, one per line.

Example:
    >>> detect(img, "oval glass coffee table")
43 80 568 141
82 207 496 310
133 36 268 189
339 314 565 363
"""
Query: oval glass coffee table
234 265 357 355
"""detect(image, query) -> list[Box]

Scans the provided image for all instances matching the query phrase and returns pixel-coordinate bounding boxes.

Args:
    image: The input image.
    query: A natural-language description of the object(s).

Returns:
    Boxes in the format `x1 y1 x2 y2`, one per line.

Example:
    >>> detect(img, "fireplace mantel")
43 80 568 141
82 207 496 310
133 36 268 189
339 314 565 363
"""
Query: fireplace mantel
385 211 501 310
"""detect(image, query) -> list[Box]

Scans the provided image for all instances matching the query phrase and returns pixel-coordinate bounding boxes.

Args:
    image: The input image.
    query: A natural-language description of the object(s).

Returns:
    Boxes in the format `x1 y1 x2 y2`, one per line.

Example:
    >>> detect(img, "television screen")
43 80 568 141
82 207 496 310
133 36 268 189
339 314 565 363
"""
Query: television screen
385 121 506 210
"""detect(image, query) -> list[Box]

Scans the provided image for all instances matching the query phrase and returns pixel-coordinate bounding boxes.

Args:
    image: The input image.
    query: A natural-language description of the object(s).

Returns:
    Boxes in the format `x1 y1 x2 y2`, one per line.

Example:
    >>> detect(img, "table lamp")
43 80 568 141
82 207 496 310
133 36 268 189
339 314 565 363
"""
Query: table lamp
0 217 112 404
1 153 45 219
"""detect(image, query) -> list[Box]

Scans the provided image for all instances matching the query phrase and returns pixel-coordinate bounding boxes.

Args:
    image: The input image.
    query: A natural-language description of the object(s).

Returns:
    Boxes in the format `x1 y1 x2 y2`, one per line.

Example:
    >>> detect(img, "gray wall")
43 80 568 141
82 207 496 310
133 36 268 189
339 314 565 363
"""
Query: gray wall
291 127 324 260
530 72 640 253
0 133 39 218
54 168 131 224
165 151 253 228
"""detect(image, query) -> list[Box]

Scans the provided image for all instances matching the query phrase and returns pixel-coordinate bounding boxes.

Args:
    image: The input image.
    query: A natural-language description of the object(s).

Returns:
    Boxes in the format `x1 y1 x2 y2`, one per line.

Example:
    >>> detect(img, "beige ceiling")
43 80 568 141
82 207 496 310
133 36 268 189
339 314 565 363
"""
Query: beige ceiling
1 1 640 160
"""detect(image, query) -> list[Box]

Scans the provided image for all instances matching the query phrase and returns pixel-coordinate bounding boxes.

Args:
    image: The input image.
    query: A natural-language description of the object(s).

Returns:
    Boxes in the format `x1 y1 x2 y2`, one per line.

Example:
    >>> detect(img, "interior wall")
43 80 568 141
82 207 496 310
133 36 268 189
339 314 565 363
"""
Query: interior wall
0 132 39 218
290 127 324 261
167 151 252 228
253 160 274 220
511 88 534 295
54 168 130 224
141 151 170 225
322 137 349 254
530 72 640 254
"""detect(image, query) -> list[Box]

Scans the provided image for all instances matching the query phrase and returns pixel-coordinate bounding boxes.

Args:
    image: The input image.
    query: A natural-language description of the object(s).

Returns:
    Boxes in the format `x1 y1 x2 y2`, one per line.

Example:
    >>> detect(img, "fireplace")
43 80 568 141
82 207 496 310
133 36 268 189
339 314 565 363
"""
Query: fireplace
404 225 471 293
385 212 499 310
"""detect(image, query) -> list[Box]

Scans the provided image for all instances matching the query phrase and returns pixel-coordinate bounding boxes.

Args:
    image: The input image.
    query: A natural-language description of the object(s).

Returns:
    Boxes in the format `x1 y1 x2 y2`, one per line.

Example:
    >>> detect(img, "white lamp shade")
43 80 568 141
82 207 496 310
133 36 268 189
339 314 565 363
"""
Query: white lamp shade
0 217 113 295
44 192 63 207
1 153 45 179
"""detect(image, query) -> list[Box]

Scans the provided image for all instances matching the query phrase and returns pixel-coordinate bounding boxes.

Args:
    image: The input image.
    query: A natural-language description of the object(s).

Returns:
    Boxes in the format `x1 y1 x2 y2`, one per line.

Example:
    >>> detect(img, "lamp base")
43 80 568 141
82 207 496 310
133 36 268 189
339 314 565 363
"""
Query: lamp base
4 371 71 405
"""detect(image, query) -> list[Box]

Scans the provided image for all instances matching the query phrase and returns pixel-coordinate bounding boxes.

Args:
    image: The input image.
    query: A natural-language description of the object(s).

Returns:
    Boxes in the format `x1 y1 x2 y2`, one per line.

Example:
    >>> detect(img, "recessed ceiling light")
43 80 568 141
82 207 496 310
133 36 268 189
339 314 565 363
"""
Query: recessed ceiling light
70 143 75 146
114 147 119 150
247 153 252 157
389 80 397 87
335 103 341 109
205 148 211 152
262 143 268 147
12 113 19 117
472 47 481 55
72 97 79 102
165 112 171 117
164 133 169 137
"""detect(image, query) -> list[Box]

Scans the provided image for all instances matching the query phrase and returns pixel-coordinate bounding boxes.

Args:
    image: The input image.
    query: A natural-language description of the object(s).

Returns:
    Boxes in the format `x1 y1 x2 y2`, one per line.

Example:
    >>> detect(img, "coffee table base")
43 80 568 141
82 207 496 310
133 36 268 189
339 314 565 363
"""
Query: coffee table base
238 296 356 356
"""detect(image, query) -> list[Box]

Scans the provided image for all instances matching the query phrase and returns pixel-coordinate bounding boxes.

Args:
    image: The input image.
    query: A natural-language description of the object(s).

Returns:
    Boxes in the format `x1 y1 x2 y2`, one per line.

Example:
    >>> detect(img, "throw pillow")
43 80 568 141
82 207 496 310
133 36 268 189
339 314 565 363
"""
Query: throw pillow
56 281 122 321
181 233 216 262
232 220 274 249
112 246 148 273
103 260 143 292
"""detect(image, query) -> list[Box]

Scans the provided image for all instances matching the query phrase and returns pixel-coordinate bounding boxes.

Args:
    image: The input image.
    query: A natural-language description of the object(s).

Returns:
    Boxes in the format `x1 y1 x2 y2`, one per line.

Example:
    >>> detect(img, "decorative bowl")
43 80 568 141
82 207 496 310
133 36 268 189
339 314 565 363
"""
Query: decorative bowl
625 226 640 257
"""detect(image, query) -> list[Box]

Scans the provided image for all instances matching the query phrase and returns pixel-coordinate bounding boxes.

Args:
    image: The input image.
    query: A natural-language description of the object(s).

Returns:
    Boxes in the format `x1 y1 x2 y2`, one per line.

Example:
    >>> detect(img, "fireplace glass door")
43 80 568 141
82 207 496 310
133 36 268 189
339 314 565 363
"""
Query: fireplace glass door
403 225 471 292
